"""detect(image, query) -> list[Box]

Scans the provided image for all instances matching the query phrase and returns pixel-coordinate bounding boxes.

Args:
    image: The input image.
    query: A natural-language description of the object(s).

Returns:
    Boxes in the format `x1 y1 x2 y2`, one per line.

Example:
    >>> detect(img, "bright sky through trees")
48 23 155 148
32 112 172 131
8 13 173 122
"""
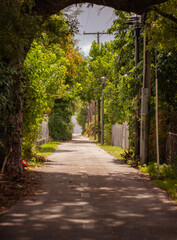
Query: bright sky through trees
68 4 116 55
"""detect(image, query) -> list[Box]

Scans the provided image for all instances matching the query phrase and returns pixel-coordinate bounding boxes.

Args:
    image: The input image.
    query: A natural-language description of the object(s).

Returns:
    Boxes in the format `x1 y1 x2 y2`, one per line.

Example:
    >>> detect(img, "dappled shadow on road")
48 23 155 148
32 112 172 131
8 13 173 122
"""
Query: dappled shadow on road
112 158 126 165
0 169 177 240
54 149 77 153
71 140 96 144
71 134 96 144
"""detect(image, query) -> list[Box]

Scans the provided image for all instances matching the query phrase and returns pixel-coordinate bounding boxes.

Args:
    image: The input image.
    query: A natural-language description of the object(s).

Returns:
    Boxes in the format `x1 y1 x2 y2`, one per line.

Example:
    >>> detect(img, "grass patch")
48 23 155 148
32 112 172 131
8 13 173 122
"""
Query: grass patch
36 141 60 157
139 162 177 179
98 144 124 159
153 179 177 201
88 136 97 143
88 136 124 159
27 141 60 167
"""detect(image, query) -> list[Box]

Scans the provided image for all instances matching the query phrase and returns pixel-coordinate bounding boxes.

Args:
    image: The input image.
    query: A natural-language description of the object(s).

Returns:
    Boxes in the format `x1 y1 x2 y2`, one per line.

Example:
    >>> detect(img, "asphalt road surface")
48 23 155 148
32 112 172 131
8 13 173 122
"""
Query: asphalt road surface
0 134 177 240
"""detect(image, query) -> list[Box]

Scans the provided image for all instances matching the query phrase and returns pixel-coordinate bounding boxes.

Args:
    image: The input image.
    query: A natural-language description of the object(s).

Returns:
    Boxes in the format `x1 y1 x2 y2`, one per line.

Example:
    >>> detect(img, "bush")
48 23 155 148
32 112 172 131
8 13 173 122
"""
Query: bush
104 123 112 145
139 162 177 179
153 179 177 200
76 102 88 133
49 101 73 141
120 149 140 167
84 122 97 137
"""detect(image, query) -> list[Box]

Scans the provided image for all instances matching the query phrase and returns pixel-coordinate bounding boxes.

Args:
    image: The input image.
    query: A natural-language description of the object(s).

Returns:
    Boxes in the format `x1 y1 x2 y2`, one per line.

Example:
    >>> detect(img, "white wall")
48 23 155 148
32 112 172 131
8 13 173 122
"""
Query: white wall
112 122 129 149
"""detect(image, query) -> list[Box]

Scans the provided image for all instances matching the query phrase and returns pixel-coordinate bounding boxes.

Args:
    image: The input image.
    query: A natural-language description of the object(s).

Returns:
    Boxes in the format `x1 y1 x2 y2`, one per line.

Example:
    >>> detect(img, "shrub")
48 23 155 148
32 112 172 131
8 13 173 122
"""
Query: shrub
120 149 140 167
76 102 88 133
49 101 73 141
139 162 177 179
84 122 96 137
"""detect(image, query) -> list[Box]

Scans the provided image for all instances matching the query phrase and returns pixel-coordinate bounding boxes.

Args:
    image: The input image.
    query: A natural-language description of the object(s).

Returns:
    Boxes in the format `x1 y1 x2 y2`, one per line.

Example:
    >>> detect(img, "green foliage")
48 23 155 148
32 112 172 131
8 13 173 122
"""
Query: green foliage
76 9 177 166
88 41 116 100
73 58 93 101
35 141 60 157
1 0 177 175
23 40 67 157
120 150 140 167
84 123 96 137
157 51 177 110
105 10 143 128
0 0 42 61
146 0 177 51
104 123 112 145
0 63 24 164
27 156 45 167
148 99 169 162
98 144 124 159
49 101 73 141
147 50 177 163
144 4 177 164
153 179 177 200
22 12 84 159
41 13 72 48
76 102 88 132
139 162 177 179
76 11 143 150
23 141 60 167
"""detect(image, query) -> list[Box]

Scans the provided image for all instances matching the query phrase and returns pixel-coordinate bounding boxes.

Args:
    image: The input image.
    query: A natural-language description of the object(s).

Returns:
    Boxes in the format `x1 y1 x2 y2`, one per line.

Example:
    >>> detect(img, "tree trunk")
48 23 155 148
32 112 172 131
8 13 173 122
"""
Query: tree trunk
5 75 23 176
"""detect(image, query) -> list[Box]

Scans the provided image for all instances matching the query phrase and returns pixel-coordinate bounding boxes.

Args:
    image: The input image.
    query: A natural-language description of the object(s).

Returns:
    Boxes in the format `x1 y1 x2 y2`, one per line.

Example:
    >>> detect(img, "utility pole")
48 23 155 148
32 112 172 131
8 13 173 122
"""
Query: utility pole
100 77 106 145
127 14 151 164
127 14 142 160
83 31 107 45
140 30 151 165
134 24 140 160
83 31 107 142
94 101 97 140
155 47 160 178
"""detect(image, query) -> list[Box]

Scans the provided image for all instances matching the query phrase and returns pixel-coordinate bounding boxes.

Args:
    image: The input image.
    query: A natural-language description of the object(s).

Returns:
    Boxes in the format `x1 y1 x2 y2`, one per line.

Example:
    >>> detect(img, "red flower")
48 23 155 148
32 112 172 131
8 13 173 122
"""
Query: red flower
88 134 90 137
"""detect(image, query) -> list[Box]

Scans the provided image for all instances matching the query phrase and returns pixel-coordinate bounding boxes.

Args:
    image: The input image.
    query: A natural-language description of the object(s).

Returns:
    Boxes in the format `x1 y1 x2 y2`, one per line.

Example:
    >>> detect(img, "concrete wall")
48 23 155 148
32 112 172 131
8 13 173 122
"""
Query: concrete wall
112 122 129 149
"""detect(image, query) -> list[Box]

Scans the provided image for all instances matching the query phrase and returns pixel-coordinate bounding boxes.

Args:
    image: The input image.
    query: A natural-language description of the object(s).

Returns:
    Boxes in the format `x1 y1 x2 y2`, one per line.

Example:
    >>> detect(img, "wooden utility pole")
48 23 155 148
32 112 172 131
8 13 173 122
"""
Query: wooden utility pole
83 31 107 142
140 31 151 165
94 101 97 140
100 77 106 145
134 25 140 160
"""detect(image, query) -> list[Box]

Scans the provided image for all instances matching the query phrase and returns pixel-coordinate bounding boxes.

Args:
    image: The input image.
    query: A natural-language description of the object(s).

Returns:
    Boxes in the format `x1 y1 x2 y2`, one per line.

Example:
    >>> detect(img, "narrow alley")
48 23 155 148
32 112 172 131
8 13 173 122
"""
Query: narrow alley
0 135 177 240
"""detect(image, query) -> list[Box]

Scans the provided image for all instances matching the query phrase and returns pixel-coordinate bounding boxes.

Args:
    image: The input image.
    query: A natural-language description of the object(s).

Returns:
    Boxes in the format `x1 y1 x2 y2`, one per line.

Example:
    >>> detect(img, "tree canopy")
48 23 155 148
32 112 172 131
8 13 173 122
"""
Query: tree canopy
0 0 177 175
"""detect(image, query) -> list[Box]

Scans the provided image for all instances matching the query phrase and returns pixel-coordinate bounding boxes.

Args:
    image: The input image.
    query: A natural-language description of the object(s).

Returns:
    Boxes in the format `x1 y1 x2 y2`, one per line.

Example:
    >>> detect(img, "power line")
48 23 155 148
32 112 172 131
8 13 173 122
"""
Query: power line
84 7 90 32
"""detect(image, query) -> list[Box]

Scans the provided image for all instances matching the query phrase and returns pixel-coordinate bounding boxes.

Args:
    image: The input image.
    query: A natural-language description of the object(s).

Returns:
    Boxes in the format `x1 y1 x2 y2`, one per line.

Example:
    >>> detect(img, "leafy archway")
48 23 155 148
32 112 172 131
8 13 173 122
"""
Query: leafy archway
0 0 168 176
33 0 167 18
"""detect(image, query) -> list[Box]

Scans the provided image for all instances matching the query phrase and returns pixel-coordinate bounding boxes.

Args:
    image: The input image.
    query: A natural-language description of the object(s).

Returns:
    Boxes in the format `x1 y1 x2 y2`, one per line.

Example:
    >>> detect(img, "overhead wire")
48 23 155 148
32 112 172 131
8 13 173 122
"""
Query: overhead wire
100 12 116 42
82 5 91 52
84 6 91 32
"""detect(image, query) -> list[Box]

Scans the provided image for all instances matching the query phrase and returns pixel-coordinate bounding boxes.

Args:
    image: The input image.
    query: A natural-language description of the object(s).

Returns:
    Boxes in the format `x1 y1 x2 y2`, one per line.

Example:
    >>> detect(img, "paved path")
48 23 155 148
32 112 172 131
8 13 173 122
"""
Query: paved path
0 134 177 240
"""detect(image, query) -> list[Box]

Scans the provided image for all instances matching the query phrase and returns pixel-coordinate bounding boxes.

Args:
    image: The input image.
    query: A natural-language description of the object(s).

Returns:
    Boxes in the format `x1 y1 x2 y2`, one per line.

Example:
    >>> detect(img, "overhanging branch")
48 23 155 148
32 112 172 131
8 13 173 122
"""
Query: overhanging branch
151 6 177 24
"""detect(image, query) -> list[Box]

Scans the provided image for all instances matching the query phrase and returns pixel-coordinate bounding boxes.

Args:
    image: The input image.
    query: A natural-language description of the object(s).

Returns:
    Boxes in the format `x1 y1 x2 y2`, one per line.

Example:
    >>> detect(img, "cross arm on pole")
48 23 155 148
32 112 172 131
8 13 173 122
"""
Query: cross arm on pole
83 31 108 45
